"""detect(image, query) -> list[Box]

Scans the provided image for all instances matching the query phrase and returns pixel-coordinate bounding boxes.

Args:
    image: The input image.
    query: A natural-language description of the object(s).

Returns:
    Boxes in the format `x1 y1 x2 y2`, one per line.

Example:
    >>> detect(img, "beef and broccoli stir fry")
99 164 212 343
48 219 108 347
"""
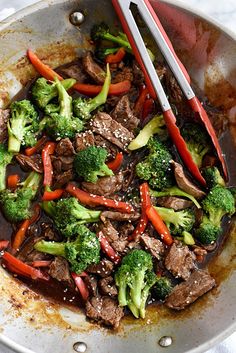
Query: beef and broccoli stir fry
0 22 235 329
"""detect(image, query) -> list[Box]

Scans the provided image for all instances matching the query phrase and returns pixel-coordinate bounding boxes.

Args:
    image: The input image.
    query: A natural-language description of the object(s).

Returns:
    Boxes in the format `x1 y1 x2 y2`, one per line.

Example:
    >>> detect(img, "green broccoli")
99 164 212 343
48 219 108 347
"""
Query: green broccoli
152 276 172 301
135 138 174 190
181 123 212 168
91 22 155 62
195 216 221 244
150 185 201 209
32 77 76 109
202 166 225 188
34 225 100 274
8 100 39 153
73 64 111 121
0 171 41 222
154 206 195 235
115 249 156 319
128 115 166 151
45 78 83 140
176 231 195 245
229 187 236 203
95 47 121 61
42 197 101 237
74 146 113 183
0 143 13 191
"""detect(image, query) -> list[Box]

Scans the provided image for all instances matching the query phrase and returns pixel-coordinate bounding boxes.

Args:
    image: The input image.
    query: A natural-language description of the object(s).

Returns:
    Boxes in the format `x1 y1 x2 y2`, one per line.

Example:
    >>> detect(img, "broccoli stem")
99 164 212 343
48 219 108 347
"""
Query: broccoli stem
88 64 111 112
118 282 128 307
34 240 66 257
150 186 201 209
130 271 145 309
55 78 72 119
127 300 139 319
139 285 150 319
97 163 114 177
8 119 23 153
0 166 6 191
22 172 42 195
102 33 133 52
41 200 56 217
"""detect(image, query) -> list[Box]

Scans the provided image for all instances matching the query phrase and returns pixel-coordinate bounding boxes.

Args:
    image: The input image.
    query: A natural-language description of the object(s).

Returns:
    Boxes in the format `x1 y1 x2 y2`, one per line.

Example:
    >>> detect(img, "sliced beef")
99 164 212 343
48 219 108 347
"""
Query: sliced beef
0 108 10 143
172 161 205 199
87 259 114 277
156 196 193 211
111 95 139 131
40 222 60 241
16 154 43 173
132 61 145 86
140 234 165 259
83 275 98 297
165 270 215 310
82 173 124 196
51 155 74 173
75 131 95 152
99 219 128 253
53 169 74 188
119 223 135 237
48 256 74 287
100 210 140 222
165 70 183 104
98 276 118 297
113 66 134 83
165 241 196 280
85 296 124 328
82 52 105 84
59 60 88 82
90 112 134 151
94 134 118 159
55 138 75 156
17 236 50 263
156 63 167 80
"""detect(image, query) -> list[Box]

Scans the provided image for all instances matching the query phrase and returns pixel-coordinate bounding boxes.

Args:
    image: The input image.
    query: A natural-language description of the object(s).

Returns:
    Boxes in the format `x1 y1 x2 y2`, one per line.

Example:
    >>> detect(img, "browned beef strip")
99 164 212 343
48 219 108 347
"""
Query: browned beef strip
100 210 140 222
82 52 105 84
51 155 74 173
90 112 134 151
105 96 121 110
85 296 124 328
82 173 124 197
113 66 134 83
100 220 119 243
132 61 145 86
119 223 134 237
172 161 205 199
156 63 167 80
98 276 118 297
59 60 88 82
84 275 98 297
165 270 215 310
111 95 139 131
16 154 43 173
165 241 196 280
55 138 75 156
17 236 50 263
165 70 183 104
140 234 165 259
75 131 95 152
48 257 74 287
40 222 60 241
53 169 74 189
87 259 114 277
156 196 193 210
94 134 118 159
0 109 10 143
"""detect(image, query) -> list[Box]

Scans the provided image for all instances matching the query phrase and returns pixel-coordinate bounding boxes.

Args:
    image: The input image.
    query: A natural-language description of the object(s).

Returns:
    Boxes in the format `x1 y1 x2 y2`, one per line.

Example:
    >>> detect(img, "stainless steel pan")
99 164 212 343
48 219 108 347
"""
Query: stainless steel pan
0 1 235 352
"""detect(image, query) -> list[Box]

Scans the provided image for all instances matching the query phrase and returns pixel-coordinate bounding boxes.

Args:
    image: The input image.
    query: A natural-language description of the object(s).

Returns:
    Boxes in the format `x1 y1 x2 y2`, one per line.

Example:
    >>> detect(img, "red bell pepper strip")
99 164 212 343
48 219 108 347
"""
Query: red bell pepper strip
106 152 123 171
42 188 64 201
0 240 9 252
66 183 134 213
27 49 63 81
25 135 48 156
31 261 52 268
142 98 154 120
2 252 49 280
42 142 56 187
146 205 173 246
71 272 89 301
73 80 131 97
97 231 121 264
105 47 126 63
129 182 151 241
134 86 149 117
7 174 20 190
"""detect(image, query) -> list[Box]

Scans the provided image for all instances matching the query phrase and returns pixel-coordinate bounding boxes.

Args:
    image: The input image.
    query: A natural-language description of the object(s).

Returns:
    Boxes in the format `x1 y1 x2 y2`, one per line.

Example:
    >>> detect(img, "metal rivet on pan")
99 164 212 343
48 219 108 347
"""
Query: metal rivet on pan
70 11 85 26
73 341 87 352
158 336 173 347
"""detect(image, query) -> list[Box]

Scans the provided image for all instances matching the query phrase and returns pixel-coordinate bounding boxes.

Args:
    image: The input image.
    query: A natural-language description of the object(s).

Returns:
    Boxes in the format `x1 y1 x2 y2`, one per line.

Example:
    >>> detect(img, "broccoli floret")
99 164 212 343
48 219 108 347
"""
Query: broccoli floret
152 276 172 301
136 138 174 190
202 185 235 225
128 115 166 151
74 146 113 183
181 123 211 168
115 249 156 318
42 197 101 237
202 166 225 188
176 231 195 245
154 206 195 235
229 187 236 203
150 186 201 209
8 100 39 153
45 78 83 140
0 171 41 222
95 47 121 61
195 216 221 244
139 271 158 318
91 22 155 62
32 77 76 109
73 64 111 120
0 143 13 191
34 225 100 274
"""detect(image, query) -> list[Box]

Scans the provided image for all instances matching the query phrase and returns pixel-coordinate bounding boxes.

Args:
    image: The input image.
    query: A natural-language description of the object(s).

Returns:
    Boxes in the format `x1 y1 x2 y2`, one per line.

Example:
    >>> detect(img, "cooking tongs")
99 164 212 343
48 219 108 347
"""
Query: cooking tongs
112 0 228 185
